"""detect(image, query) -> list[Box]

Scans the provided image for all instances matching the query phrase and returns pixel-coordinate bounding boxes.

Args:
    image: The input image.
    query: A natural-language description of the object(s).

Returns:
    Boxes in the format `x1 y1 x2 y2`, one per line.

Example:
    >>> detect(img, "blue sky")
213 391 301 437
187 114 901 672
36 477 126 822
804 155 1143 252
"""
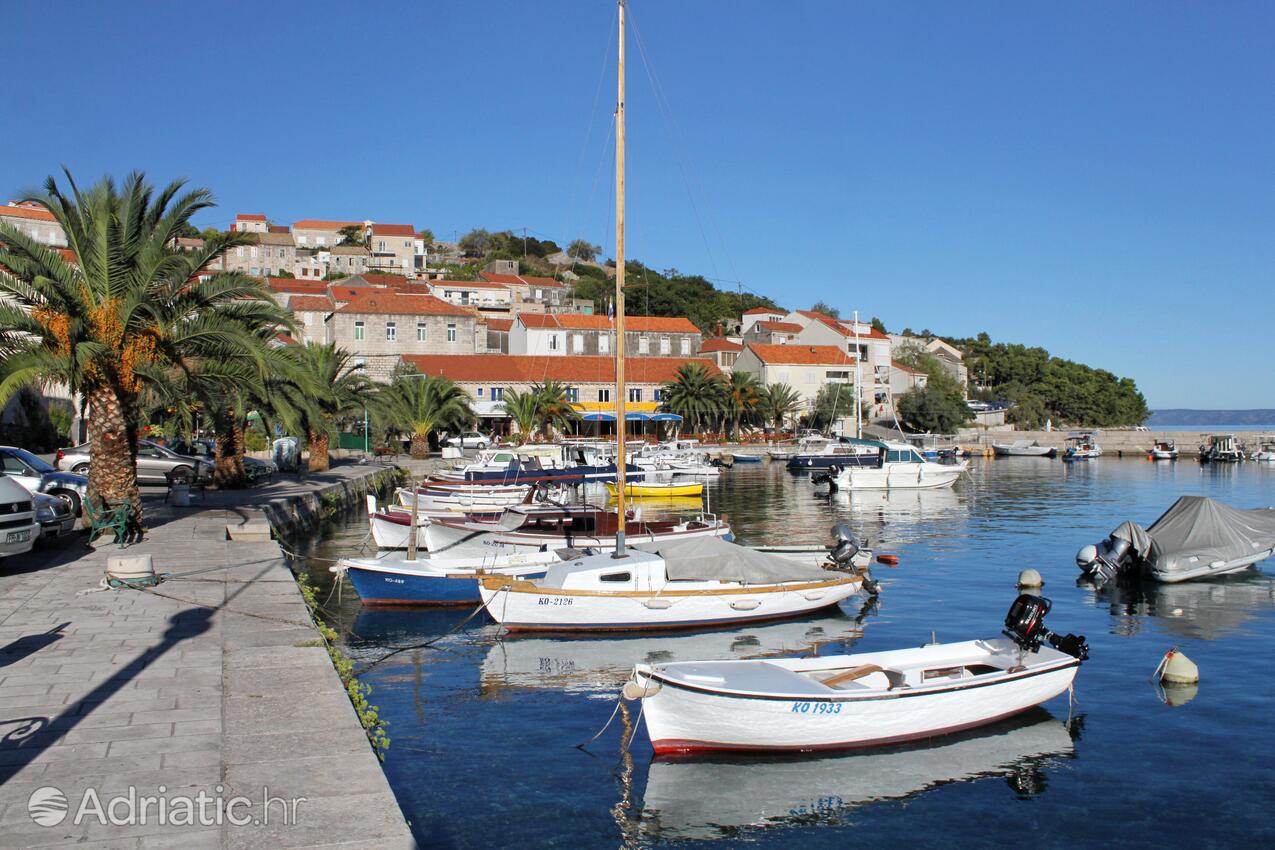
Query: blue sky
3 1 1272 408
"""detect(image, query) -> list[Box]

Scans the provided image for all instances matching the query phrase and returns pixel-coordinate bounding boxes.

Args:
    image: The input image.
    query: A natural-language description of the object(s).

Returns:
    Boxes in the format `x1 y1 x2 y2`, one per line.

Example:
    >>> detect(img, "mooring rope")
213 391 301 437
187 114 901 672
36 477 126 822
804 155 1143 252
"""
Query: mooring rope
353 585 511 675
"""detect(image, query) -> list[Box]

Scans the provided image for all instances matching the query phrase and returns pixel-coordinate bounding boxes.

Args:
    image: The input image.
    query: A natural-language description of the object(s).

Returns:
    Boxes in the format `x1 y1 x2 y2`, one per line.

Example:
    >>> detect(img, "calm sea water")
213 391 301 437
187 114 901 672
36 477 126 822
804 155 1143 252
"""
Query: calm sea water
291 458 1275 849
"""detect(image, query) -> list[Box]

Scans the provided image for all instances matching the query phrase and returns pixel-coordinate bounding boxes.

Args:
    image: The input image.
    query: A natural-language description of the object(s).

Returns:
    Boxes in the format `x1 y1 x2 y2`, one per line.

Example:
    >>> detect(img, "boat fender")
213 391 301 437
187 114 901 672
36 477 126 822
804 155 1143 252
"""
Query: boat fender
877 554 899 566
1157 649 1199 684
1017 568 1044 588
644 599 672 609
622 679 661 700
730 599 761 611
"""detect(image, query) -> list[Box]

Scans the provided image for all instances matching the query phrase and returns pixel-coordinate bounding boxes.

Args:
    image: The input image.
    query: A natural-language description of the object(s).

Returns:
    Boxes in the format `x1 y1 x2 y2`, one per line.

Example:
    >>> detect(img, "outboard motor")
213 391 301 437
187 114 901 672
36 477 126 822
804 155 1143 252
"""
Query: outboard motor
828 523 861 566
1004 594 1089 660
1075 534 1134 584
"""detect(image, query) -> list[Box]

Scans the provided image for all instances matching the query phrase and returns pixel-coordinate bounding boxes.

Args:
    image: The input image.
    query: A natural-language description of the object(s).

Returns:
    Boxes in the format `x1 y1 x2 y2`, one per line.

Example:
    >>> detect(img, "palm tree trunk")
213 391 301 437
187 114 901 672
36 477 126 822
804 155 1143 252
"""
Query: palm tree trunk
86 384 142 525
309 431 331 472
213 413 246 488
410 432 430 459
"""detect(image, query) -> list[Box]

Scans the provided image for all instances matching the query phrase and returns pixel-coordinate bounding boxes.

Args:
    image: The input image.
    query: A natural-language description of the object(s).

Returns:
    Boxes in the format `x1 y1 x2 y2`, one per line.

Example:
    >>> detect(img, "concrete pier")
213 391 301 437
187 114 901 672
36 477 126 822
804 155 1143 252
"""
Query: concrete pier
0 464 415 849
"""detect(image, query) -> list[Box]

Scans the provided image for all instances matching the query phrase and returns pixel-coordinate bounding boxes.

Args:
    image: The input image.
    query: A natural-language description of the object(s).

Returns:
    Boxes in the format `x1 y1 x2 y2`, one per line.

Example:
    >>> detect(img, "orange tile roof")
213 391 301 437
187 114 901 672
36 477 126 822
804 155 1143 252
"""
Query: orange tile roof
267 224 290 233
484 319 514 333
292 219 362 230
892 360 927 375
370 223 414 236
519 274 564 288
516 313 561 329
0 204 57 222
745 344 855 365
700 338 743 352
289 295 335 312
756 321 803 334
237 213 267 221
359 273 408 286
56 248 78 264
743 307 783 315
334 291 476 317
400 355 719 384
267 277 328 294
388 281 434 295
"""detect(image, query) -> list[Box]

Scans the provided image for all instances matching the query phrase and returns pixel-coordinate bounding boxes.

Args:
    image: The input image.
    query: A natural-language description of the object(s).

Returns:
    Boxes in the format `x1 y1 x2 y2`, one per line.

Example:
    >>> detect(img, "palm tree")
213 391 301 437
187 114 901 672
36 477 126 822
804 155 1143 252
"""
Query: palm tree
757 382 803 436
274 343 375 472
659 363 725 436
502 388 539 444
389 373 473 458
0 170 291 519
722 371 761 441
532 381 579 440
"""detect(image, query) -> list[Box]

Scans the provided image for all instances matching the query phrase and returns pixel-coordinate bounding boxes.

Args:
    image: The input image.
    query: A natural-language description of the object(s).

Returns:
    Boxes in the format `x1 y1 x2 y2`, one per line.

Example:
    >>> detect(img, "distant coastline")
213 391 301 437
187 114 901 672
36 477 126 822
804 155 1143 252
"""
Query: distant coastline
1147 409 1275 427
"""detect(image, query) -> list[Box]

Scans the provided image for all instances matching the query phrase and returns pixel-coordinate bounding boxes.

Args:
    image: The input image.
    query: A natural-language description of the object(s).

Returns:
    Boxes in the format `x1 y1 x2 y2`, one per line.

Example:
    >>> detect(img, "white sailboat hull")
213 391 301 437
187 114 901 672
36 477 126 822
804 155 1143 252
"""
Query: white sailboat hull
425 519 728 557
479 575 860 632
631 639 1079 753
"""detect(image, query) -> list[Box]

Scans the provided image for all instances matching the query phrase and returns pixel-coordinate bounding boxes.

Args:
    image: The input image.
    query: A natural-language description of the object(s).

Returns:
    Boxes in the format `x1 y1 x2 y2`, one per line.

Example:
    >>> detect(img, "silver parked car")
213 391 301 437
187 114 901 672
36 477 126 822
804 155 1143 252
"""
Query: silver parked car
0 446 89 516
55 440 212 486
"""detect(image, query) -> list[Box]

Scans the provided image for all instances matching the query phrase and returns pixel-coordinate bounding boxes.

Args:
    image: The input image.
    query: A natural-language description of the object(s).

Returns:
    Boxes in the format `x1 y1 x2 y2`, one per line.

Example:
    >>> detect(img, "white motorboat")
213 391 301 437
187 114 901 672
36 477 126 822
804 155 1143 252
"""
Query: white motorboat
637 712 1074 840
815 440 966 491
1149 440 1178 460
1198 434 1243 463
396 484 534 512
626 594 1087 753
1063 433 1102 460
477 536 864 632
425 504 728 557
992 440 1057 458
1249 440 1275 462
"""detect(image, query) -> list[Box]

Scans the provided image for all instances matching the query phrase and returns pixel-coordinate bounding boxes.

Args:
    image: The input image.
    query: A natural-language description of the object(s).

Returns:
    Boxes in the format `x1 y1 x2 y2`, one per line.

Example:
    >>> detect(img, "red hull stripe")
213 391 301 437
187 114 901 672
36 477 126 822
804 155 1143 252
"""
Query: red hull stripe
650 705 1038 754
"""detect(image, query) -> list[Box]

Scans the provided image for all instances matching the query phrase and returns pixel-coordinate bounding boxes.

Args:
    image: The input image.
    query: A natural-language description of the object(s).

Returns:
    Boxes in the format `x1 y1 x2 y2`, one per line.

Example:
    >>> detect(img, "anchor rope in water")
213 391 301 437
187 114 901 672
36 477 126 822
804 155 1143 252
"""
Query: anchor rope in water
577 691 626 751
353 585 512 675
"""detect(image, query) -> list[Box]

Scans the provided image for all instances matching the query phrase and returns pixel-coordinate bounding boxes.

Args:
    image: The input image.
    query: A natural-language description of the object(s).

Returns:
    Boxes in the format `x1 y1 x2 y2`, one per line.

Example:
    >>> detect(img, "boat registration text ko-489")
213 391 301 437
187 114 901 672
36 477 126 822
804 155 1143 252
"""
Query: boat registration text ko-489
791 701 842 714
537 597 574 606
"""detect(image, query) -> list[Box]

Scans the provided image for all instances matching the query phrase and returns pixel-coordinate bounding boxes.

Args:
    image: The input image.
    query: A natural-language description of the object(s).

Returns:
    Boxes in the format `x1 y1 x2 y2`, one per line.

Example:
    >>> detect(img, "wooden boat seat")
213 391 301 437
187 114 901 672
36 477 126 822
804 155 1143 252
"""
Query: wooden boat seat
820 664 884 687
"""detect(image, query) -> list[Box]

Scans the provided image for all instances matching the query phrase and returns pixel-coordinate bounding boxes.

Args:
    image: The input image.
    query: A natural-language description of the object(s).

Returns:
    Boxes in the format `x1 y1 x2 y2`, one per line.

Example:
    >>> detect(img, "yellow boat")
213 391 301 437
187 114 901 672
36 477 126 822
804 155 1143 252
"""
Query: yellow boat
605 481 704 498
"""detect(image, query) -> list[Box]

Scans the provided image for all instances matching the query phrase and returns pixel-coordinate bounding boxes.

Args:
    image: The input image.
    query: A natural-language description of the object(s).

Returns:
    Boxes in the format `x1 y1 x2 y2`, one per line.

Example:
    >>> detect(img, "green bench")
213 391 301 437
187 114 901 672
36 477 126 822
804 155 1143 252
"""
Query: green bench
84 498 138 548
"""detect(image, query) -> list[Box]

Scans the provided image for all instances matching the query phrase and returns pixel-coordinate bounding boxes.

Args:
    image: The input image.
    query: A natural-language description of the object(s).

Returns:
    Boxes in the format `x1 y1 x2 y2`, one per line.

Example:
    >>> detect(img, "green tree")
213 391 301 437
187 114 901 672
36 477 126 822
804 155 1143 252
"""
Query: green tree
417 229 434 246
0 170 292 520
458 228 492 257
567 239 602 262
810 383 859 432
722 371 760 441
272 269 295 278
531 381 579 440
337 224 365 246
388 373 474 458
757 382 803 435
502 388 540 443
810 301 840 319
274 343 375 472
870 316 887 334
659 363 725 435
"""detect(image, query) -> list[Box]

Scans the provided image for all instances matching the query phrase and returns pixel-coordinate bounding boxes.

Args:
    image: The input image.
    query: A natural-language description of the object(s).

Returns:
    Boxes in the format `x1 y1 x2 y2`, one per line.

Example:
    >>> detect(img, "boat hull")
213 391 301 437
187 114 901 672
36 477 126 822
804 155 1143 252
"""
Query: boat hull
425 520 729 557
828 463 964 491
341 558 552 605
636 652 1078 753
478 576 860 632
786 454 877 472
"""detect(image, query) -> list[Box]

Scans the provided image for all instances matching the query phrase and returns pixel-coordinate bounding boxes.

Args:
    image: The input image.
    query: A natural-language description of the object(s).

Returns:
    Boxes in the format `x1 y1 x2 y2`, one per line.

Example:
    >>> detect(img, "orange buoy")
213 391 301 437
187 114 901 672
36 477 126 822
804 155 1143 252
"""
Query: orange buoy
877 554 900 567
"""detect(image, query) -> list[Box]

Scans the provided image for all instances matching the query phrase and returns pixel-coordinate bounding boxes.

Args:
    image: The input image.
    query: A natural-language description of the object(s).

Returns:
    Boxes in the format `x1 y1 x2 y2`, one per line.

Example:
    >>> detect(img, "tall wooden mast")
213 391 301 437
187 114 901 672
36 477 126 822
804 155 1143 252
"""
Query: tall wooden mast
613 0 628 557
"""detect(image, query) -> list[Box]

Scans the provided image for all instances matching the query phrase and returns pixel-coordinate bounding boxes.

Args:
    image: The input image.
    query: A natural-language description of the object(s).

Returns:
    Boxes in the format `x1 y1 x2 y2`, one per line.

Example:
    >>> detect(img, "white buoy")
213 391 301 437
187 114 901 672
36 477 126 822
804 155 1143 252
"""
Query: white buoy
1017 568 1044 588
1159 649 1199 684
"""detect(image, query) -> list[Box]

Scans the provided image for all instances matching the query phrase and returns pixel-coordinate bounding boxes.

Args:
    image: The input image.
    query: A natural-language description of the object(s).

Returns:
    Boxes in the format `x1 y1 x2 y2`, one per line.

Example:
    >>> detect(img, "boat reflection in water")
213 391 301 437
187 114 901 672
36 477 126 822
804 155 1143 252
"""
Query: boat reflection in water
480 601 876 696
1087 571 1275 641
632 710 1075 841
822 486 967 548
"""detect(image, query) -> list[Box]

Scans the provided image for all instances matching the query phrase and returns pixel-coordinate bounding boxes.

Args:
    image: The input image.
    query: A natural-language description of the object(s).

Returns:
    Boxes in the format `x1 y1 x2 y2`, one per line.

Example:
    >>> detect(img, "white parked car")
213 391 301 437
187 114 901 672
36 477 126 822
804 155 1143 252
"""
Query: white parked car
444 431 491 450
0 476 39 561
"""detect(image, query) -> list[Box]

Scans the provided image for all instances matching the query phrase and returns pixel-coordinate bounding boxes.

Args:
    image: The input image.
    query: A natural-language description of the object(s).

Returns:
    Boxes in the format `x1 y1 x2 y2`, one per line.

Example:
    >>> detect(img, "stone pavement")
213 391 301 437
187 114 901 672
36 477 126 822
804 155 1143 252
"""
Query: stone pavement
0 465 416 849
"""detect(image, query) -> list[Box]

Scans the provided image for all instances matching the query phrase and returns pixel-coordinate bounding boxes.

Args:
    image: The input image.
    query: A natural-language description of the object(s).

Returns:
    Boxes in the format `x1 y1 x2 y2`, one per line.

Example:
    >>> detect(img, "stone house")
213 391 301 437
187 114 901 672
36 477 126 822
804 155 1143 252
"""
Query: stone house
792 314 894 418
429 279 514 311
740 307 786 334
328 245 371 277
222 231 296 277
510 313 701 358
0 202 66 246
328 291 485 380
479 270 569 310
732 343 857 423
368 223 415 274
232 213 268 233
743 320 802 346
292 219 363 249
700 338 743 373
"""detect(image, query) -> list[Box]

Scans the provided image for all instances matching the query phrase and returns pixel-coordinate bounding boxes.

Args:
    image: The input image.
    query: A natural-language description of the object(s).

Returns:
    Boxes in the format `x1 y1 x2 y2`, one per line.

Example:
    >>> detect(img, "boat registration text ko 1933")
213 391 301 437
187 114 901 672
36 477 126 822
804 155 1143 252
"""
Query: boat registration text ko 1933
791 701 842 714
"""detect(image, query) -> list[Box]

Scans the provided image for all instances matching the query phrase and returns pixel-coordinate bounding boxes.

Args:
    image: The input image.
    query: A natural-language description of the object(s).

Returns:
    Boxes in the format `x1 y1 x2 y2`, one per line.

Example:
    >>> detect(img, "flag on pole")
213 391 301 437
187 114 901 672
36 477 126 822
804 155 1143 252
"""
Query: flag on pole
607 298 615 320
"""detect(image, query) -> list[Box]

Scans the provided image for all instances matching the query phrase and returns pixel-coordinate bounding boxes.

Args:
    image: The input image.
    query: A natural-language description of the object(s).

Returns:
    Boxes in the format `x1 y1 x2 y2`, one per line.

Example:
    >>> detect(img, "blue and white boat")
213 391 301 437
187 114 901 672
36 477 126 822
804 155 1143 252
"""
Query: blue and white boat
333 550 565 606
786 437 882 473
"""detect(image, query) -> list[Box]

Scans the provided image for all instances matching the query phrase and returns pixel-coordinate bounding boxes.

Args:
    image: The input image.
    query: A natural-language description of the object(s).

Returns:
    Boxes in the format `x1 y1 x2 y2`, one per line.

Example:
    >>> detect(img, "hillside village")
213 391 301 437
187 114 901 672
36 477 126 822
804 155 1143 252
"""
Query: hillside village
0 201 1058 440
